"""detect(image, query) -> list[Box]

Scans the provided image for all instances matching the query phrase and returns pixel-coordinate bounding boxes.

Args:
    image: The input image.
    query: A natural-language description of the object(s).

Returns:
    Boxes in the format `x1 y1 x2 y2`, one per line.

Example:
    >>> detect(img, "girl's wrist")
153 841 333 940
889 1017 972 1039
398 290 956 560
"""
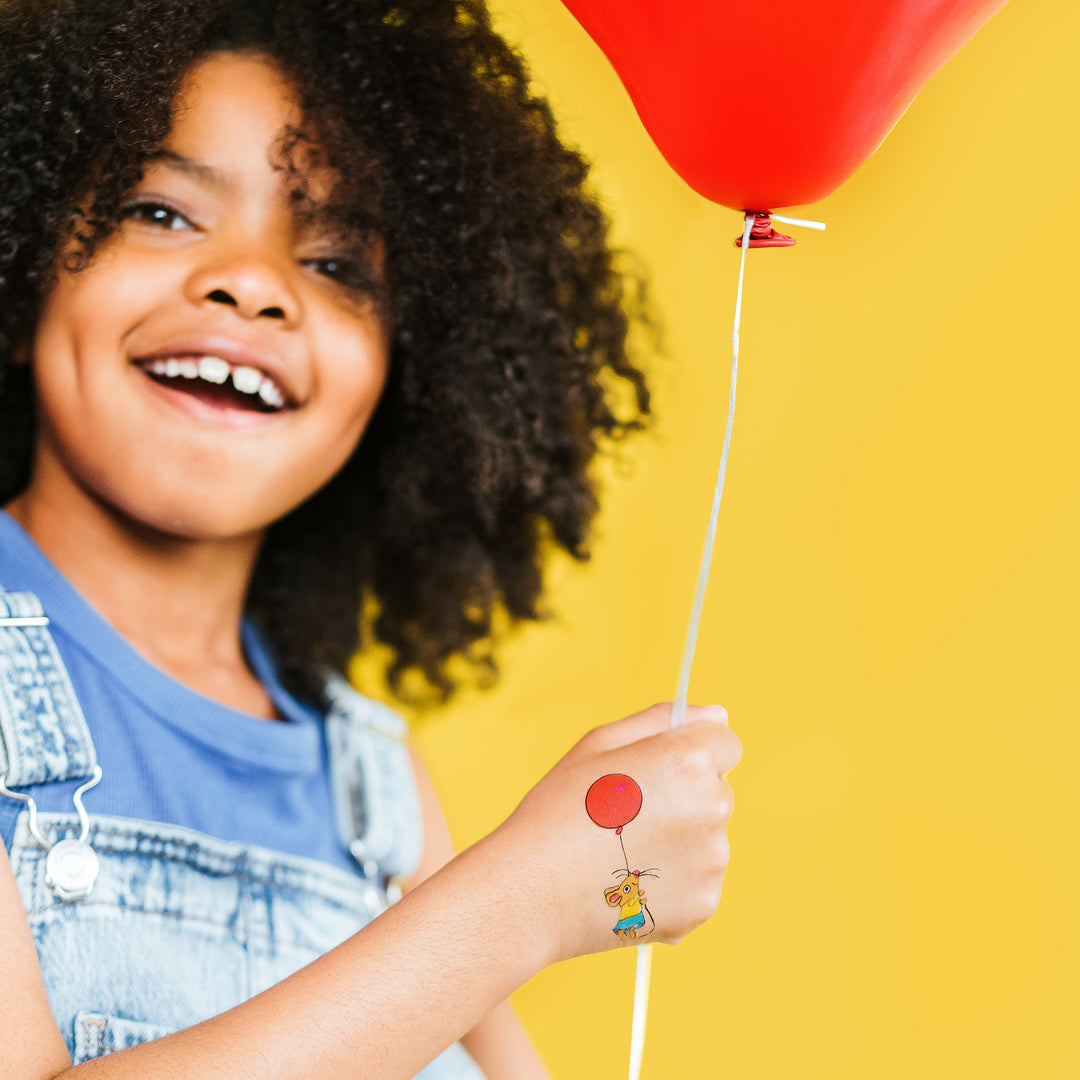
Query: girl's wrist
389 820 562 1004
453 823 565 976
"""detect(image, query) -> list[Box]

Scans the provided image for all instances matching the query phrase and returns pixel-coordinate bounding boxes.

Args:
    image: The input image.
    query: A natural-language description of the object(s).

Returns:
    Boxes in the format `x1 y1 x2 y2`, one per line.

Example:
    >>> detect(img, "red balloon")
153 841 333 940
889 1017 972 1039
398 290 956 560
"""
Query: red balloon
559 0 1009 210
586 774 643 834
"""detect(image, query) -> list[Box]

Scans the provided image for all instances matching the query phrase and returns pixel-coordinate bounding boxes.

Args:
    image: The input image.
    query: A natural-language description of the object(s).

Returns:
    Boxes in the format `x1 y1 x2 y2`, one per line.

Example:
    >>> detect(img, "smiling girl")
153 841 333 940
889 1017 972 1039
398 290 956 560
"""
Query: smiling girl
0 2 740 1078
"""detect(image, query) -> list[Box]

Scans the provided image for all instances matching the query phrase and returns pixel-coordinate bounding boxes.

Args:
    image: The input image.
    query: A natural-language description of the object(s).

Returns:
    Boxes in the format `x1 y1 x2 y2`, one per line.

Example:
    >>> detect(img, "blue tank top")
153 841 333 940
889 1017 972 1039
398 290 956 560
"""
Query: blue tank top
0 512 486 1077
0 508 354 875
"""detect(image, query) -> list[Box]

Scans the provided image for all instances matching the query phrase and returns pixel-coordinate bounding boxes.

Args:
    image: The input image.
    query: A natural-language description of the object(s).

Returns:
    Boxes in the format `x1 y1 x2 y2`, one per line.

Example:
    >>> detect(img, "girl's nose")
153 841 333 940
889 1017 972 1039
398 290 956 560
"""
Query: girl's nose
185 254 302 328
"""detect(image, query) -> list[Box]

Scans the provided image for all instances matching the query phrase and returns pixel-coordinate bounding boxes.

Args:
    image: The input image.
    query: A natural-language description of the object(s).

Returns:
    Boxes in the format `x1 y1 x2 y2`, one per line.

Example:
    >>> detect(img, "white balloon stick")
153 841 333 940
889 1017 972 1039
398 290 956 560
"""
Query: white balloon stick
669 211 754 732
629 208 824 1079
625 210 753 1080
770 212 826 230
627 943 654 1080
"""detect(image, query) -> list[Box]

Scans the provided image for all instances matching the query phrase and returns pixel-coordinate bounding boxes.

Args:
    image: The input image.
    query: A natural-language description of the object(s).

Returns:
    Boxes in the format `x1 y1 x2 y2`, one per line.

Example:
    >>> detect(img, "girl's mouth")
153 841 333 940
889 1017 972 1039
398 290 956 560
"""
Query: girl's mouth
134 354 292 417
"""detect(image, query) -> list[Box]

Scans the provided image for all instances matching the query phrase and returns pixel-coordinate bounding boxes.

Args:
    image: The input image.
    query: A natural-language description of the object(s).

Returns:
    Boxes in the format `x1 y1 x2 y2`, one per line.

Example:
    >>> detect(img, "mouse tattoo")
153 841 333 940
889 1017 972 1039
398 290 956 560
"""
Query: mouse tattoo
585 774 657 941
604 867 659 941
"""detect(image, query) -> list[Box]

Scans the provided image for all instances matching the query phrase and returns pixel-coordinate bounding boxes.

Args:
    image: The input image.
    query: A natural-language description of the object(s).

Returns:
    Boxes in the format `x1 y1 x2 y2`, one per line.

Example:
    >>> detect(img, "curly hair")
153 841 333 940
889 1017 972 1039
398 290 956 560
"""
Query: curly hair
0 0 650 705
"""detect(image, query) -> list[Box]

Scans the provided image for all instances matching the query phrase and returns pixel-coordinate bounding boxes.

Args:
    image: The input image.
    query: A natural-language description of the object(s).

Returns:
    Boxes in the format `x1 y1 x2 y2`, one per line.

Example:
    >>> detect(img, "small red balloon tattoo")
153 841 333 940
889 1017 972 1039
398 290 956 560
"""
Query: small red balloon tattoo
586 774 657 941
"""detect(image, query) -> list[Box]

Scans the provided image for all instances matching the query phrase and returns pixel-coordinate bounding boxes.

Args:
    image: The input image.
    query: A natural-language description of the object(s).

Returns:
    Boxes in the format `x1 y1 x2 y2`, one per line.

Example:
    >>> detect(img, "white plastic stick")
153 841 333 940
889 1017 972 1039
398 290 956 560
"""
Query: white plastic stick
626 208 823 1079
624 211 752 1080
770 212 826 230
669 211 754 732
627 943 654 1080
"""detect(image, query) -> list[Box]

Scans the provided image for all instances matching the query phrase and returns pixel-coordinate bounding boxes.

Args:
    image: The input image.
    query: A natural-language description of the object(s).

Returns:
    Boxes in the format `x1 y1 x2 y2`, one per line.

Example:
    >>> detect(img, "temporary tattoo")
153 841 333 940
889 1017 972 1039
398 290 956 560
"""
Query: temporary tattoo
586 774 658 941
585 772 641 836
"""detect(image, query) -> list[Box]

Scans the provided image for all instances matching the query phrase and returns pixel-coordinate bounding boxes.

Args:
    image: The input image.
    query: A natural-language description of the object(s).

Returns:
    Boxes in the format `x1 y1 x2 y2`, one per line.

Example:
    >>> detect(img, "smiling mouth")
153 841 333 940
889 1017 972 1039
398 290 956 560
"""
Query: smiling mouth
136 355 291 414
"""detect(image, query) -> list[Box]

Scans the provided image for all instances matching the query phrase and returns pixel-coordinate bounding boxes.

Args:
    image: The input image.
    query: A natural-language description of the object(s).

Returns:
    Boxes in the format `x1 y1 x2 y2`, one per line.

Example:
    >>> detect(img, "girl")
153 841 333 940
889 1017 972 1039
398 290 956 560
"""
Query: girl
0 1 741 1077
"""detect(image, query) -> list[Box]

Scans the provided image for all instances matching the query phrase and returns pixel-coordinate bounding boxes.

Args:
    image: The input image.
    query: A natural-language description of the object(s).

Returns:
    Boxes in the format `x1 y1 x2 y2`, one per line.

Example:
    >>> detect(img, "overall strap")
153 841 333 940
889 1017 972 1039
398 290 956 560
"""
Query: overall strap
0 589 97 787
0 588 98 854
322 674 422 886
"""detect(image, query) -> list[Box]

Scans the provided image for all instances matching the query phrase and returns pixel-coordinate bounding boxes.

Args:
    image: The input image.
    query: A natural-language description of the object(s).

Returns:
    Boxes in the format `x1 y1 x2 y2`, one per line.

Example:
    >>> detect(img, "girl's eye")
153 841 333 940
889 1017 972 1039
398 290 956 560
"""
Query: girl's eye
304 257 377 294
307 257 357 283
310 258 346 279
118 200 194 232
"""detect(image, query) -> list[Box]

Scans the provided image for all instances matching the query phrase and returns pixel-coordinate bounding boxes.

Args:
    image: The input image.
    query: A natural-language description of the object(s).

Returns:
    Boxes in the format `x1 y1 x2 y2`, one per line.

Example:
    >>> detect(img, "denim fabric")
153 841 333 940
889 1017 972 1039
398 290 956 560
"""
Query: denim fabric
0 590 97 787
10 810 485 1076
323 674 423 882
0 579 485 1079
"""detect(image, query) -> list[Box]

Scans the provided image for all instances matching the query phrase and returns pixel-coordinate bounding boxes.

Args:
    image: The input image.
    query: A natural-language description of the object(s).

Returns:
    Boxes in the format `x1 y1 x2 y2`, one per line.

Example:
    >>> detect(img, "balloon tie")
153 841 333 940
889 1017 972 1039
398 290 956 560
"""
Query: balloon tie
735 210 826 247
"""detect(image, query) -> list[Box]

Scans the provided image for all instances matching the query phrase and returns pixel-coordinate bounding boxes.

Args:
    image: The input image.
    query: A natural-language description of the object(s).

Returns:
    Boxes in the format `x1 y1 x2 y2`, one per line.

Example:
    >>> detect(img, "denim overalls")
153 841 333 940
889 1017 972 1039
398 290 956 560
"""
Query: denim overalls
0 586 485 1076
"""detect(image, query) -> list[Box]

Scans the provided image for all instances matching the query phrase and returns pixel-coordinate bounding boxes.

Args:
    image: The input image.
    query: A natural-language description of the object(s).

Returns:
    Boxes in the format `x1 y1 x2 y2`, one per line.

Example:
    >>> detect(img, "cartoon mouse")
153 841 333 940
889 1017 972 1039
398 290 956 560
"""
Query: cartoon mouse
604 869 656 941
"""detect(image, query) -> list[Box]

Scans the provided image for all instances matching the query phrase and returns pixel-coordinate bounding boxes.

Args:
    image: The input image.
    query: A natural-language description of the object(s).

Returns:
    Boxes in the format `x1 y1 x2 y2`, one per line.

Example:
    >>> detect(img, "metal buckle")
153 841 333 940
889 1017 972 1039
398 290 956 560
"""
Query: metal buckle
0 766 102 901
348 837 404 913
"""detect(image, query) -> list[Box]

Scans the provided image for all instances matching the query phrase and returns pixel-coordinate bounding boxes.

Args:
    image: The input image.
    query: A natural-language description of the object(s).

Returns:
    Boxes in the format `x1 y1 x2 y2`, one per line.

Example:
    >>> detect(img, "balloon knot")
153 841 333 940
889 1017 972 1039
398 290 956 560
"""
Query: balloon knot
615 825 623 835
735 211 795 249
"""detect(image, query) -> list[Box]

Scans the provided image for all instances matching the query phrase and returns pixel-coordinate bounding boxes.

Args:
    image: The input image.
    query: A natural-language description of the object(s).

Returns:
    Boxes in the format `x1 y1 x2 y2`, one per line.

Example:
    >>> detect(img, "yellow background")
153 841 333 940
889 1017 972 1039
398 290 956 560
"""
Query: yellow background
406 1 1079 1076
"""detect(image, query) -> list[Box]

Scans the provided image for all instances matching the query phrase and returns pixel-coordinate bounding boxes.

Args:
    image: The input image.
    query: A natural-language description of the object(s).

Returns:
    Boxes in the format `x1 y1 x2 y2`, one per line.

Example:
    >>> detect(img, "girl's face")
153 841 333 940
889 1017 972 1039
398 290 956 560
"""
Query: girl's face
27 52 390 540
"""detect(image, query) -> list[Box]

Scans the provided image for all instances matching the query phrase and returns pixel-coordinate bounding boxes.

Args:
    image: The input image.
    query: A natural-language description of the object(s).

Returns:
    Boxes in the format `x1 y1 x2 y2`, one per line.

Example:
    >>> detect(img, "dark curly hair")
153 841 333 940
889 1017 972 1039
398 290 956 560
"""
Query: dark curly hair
0 0 650 705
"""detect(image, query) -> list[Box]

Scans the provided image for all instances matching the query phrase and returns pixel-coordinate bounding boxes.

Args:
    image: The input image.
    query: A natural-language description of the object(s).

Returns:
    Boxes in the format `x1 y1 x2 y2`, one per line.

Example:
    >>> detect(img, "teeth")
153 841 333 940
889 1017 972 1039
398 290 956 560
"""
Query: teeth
197 356 230 384
258 380 284 409
231 366 263 395
143 354 288 409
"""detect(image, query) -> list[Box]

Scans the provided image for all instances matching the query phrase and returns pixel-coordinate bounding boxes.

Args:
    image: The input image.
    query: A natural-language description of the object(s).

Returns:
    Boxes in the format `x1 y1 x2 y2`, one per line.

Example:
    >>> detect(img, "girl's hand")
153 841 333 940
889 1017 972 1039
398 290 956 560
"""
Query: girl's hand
491 703 741 966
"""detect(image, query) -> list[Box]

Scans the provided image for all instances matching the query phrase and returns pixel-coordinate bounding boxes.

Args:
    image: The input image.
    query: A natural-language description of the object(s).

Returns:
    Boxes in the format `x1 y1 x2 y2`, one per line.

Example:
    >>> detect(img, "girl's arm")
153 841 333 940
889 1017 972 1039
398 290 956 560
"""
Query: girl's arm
0 840 73 1079
0 704 740 1080
409 749 552 1080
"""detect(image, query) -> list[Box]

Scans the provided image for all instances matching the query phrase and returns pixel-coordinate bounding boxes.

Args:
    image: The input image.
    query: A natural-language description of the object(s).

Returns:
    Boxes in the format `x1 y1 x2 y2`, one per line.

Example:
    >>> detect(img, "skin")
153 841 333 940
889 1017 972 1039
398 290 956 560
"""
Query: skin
0 51 742 1080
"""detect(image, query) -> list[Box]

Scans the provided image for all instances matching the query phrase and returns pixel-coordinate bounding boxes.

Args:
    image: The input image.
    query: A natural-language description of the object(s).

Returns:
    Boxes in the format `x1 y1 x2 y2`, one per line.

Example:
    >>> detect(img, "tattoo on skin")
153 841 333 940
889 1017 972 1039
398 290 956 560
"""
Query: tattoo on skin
585 774 658 941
